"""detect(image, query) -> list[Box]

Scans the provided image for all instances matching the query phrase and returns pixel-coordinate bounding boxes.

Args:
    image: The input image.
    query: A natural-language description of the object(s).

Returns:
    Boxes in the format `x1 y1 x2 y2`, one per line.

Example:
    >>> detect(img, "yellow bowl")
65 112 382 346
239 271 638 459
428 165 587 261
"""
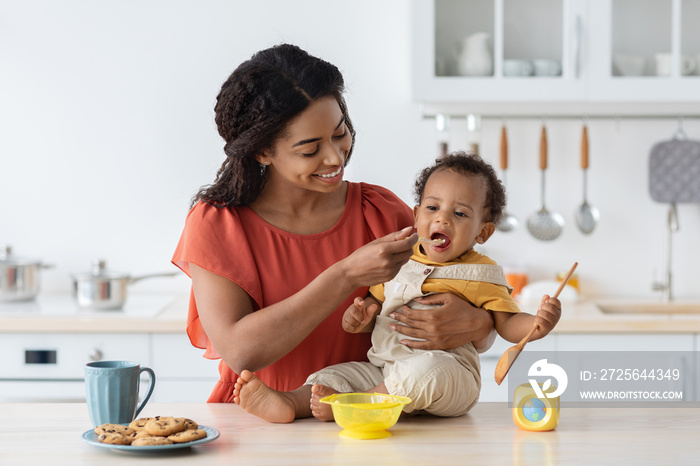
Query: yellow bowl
320 393 411 439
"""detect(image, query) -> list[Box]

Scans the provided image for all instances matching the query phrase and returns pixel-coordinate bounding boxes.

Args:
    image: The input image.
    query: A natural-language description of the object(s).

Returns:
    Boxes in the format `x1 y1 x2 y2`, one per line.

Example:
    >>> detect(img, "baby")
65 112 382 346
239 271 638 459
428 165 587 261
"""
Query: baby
234 151 561 422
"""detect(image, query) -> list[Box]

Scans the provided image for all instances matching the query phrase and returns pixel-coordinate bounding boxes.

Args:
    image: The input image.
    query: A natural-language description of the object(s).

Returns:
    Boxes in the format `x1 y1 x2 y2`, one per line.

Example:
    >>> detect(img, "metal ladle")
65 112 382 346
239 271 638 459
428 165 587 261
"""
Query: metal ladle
526 125 564 241
497 124 518 232
575 124 600 234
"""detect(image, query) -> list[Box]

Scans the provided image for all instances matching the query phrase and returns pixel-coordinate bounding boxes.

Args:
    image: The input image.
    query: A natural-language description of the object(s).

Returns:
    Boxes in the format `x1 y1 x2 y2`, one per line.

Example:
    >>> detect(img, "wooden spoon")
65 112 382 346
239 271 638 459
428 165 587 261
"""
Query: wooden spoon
494 261 578 385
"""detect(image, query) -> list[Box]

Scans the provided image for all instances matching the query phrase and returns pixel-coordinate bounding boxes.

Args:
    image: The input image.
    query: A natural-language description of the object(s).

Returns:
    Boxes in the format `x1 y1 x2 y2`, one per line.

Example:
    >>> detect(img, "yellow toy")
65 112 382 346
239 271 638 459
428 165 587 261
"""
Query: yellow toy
513 383 560 432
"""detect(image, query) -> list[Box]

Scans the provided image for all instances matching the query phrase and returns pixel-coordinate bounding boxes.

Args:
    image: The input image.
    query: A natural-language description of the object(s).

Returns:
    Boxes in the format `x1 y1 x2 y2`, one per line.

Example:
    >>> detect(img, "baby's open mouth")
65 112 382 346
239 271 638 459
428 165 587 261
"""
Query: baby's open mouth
430 233 450 248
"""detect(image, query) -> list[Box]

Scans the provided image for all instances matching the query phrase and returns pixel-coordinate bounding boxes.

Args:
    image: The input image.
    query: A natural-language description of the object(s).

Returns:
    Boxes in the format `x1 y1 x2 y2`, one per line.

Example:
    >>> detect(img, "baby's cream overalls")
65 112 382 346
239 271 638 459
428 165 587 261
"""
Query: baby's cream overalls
305 259 511 417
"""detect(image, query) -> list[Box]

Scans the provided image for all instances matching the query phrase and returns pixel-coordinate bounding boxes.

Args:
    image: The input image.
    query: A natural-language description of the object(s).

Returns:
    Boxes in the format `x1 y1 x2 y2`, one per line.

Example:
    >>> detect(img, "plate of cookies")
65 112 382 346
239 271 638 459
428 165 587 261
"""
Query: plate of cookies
82 416 219 451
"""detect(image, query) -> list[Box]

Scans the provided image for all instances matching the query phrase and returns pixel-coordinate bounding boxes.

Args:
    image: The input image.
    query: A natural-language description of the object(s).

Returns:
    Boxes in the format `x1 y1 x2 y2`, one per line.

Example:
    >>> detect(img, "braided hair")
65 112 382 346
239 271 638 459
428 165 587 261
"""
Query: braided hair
192 44 355 207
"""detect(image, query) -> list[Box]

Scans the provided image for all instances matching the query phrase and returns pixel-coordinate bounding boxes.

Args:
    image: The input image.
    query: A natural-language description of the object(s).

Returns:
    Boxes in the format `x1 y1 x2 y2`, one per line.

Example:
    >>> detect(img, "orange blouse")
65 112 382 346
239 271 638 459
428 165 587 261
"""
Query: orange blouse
172 182 413 402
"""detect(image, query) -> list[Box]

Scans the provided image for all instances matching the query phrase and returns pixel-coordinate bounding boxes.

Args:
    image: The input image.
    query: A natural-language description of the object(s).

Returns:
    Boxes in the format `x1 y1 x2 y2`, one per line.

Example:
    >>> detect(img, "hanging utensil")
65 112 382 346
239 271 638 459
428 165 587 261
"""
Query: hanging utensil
497 124 518 232
436 114 450 158
526 124 564 241
494 261 578 385
575 124 600 234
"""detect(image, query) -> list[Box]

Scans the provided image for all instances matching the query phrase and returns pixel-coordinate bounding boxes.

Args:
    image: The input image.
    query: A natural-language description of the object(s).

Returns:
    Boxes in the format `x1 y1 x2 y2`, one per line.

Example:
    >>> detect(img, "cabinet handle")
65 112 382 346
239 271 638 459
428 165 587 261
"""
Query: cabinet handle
89 348 103 361
575 15 582 79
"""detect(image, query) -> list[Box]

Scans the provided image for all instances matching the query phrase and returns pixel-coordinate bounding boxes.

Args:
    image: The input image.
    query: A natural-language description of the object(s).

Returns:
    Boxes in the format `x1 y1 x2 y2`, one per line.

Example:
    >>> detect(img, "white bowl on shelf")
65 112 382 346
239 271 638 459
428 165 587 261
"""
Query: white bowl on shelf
613 54 646 76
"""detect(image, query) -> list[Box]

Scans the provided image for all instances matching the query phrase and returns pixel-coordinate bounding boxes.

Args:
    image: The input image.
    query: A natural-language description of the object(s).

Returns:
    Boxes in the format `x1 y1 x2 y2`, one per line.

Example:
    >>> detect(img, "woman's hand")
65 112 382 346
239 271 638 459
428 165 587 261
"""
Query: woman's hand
387 293 496 352
339 226 417 290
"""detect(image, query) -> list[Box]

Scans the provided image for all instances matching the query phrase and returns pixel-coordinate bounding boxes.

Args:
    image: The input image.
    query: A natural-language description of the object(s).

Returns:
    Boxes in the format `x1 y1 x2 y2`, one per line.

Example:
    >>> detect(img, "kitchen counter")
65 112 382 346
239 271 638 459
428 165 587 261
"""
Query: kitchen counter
549 299 700 334
0 293 187 333
3 294 700 334
2 402 700 464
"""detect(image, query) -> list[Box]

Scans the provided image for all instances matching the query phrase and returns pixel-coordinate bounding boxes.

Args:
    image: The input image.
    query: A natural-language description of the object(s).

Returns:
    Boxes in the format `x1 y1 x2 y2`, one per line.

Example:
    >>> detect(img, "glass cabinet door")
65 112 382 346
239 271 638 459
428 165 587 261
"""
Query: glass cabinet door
503 0 563 78
611 0 672 77
412 0 585 105
609 0 700 78
434 0 494 77
681 0 700 77
588 0 699 103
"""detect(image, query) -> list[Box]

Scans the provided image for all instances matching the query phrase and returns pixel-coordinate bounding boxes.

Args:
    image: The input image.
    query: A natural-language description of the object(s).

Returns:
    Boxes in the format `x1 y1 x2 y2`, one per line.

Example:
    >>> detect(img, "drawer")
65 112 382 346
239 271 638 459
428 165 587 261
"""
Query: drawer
0 380 87 403
0 333 150 379
151 333 220 379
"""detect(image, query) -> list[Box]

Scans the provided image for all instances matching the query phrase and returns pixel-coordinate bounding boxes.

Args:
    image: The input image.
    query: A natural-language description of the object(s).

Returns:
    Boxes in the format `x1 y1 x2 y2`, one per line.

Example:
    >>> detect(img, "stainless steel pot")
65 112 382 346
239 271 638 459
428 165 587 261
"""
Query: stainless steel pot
72 259 177 310
0 245 53 302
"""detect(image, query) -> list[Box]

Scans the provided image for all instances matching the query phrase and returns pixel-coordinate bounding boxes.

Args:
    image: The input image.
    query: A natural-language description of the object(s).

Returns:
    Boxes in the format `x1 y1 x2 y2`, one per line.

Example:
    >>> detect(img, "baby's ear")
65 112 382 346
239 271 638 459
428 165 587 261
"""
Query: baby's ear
476 222 496 244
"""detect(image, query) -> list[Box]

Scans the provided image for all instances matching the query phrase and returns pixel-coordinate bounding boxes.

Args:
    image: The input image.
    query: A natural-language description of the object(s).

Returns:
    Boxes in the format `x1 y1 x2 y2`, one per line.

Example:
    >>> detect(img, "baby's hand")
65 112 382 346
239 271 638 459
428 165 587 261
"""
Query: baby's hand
342 297 378 334
535 294 562 337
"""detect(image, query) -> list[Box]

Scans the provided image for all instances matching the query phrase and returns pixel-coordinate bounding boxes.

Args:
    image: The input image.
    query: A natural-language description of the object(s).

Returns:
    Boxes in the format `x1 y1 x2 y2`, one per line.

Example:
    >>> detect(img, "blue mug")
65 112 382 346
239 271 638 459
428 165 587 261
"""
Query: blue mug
85 360 156 426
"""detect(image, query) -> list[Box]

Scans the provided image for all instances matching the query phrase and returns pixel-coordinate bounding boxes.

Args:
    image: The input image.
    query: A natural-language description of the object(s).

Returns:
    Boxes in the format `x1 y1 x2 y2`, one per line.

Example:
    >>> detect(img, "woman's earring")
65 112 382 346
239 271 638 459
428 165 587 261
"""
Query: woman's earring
259 161 268 176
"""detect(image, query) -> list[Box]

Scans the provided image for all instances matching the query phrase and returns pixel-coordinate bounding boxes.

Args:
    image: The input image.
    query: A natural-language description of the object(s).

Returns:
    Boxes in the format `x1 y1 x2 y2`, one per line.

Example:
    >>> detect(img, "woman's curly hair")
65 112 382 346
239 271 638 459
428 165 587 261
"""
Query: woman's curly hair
413 151 507 226
192 44 355 207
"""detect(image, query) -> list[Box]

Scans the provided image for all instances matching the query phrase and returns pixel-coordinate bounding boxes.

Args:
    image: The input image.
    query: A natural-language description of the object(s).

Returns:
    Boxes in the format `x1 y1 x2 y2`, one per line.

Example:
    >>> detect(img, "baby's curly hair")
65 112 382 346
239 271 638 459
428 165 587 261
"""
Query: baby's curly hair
413 151 507 226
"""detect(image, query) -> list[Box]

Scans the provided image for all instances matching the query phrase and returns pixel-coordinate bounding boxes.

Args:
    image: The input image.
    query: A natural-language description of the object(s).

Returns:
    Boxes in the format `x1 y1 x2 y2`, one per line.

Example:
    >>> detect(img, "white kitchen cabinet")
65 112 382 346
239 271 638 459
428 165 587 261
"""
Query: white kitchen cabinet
149 333 220 403
0 332 219 403
695 334 700 402
412 0 700 115
0 333 151 403
0 333 150 380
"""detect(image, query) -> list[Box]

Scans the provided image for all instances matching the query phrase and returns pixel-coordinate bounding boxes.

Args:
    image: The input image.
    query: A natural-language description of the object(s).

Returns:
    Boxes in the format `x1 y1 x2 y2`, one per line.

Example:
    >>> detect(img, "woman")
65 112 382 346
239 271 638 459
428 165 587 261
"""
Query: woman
172 44 496 403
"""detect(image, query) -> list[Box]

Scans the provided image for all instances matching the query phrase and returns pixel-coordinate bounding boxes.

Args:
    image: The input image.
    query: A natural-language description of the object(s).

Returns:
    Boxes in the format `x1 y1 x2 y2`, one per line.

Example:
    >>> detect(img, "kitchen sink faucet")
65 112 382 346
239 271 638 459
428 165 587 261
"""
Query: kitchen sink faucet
652 203 679 302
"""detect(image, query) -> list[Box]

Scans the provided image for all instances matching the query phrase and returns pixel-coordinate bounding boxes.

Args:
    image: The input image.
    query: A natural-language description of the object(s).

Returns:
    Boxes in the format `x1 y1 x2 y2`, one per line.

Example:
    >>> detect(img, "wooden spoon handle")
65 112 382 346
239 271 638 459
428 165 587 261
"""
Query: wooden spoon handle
552 262 578 299
517 325 539 349
581 124 589 170
539 125 548 170
500 125 508 170
518 261 578 348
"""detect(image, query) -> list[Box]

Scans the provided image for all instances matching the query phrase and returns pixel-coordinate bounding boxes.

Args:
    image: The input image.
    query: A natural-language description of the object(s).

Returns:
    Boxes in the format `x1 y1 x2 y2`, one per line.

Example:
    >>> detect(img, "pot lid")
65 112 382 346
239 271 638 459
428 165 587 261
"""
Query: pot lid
0 244 42 266
72 259 129 280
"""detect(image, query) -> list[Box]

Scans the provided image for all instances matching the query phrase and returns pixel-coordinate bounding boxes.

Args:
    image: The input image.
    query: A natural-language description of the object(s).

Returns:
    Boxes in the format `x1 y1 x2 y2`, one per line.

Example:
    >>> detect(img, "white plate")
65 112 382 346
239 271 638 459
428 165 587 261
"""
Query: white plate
82 424 219 452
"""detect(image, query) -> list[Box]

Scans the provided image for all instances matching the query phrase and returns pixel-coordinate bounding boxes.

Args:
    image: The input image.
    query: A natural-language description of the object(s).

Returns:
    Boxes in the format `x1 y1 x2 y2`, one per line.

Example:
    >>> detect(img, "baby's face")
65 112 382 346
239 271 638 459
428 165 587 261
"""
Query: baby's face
413 169 495 262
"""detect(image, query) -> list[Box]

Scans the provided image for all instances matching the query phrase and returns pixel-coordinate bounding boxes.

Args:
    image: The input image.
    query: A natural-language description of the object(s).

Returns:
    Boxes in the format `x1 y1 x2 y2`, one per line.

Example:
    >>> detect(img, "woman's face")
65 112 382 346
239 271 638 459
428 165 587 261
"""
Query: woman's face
258 96 352 195
413 169 495 263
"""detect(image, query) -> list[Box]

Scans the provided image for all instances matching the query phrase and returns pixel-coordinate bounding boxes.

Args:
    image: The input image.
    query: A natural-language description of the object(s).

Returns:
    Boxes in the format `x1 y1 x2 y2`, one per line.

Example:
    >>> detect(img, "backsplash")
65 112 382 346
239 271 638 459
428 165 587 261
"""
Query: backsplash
1 0 699 301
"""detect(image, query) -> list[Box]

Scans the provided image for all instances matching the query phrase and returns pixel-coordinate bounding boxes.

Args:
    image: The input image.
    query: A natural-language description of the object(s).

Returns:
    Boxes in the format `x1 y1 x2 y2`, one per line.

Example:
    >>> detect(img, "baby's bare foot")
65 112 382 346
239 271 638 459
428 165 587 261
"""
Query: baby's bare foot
310 384 339 422
233 370 296 423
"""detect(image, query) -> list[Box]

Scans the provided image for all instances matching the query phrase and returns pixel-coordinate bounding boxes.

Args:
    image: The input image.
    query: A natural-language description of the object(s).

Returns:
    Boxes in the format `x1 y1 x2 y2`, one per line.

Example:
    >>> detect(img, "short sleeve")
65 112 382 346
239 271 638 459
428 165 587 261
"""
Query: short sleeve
359 182 413 240
475 282 521 314
172 202 263 359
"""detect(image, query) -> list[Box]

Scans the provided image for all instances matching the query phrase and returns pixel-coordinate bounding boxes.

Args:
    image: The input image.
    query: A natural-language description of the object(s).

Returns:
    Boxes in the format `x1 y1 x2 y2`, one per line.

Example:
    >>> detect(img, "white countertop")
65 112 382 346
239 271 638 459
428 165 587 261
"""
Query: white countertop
2 293 700 334
3 402 700 465
548 299 700 333
0 293 187 333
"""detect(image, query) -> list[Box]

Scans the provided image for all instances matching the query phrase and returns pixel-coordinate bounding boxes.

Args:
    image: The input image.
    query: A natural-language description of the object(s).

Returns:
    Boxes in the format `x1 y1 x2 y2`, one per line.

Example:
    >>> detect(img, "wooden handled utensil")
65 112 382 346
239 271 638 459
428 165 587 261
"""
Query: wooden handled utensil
575 124 600 234
526 124 564 241
497 125 518 232
494 261 578 385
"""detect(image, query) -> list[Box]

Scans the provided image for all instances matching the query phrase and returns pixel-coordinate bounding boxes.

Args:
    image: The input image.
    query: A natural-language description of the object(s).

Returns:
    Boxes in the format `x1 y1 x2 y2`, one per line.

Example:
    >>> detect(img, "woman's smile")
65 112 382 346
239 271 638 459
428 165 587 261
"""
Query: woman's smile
314 165 344 183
